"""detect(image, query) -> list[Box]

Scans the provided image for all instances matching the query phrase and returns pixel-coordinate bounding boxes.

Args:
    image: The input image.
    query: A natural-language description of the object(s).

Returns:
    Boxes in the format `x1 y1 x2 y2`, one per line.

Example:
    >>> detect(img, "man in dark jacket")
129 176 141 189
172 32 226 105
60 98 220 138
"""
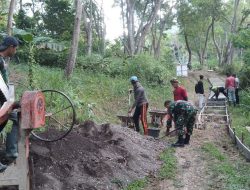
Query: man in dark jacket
195 75 205 109
0 36 19 172
128 76 148 135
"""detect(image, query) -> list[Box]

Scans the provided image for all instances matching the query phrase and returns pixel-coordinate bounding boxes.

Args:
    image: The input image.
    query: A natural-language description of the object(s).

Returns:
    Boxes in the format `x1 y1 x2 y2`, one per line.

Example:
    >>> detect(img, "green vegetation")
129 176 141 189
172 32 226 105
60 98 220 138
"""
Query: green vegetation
123 147 176 190
201 142 250 190
159 148 177 179
229 105 250 148
123 178 148 190
202 142 226 161
10 57 174 124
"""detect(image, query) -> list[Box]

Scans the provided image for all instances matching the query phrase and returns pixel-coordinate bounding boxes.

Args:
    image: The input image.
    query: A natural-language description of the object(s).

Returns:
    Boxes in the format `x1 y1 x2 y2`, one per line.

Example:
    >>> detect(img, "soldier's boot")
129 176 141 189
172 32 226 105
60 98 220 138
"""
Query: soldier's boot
171 135 184 147
184 134 190 145
0 162 7 173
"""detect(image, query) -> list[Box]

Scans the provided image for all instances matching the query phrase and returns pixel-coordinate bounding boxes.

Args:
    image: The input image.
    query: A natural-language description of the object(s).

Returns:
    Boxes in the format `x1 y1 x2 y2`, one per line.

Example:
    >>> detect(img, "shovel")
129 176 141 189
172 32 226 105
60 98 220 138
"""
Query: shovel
127 91 133 127
159 126 183 139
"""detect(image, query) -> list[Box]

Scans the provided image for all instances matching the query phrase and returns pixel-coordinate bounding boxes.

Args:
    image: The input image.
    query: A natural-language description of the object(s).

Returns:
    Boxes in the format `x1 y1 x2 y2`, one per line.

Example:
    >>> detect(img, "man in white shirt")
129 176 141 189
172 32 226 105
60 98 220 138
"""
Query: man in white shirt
233 74 240 105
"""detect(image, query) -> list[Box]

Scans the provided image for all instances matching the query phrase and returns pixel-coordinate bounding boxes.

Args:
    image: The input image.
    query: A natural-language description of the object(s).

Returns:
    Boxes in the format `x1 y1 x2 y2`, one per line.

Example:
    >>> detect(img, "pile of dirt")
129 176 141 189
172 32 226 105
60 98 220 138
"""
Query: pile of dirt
30 120 166 190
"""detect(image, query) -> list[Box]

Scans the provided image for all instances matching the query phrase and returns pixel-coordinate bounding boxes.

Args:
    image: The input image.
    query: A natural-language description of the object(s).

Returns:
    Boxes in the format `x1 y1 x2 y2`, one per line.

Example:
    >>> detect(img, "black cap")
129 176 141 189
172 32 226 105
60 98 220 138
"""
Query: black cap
0 36 19 51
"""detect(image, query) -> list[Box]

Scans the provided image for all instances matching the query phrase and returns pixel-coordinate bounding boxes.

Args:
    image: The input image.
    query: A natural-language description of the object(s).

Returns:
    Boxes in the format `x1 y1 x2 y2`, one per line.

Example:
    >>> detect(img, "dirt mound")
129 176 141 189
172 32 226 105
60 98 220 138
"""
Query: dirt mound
30 120 166 190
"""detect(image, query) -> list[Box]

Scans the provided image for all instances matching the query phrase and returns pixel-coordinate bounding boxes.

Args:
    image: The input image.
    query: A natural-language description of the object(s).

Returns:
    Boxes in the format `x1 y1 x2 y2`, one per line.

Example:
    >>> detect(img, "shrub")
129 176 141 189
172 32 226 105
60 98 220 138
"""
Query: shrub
238 66 250 89
76 53 174 84
77 54 104 72
207 58 217 70
243 49 250 66
125 54 172 84
34 48 68 68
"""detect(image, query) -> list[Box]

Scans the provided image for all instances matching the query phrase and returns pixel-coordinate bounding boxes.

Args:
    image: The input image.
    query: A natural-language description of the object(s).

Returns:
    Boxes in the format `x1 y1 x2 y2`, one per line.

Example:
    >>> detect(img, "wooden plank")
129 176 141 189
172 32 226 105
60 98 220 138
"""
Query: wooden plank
199 113 228 117
0 130 30 190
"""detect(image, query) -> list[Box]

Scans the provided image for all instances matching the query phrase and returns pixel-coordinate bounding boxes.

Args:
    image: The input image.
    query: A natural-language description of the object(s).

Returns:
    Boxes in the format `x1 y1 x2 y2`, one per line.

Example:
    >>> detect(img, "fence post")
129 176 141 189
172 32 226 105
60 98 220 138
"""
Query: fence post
241 132 244 144
233 128 237 145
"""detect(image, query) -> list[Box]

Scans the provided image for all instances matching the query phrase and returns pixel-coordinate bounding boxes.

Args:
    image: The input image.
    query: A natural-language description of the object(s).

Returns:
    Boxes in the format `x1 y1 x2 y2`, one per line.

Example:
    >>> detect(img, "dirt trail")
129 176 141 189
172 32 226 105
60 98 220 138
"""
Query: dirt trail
144 70 237 190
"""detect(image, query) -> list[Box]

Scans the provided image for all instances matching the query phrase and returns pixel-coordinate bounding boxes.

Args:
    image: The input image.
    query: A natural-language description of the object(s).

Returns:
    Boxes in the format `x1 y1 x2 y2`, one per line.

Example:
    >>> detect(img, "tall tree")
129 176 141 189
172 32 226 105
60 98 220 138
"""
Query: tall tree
65 0 83 78
177 0 223 66
42 0 74 40
117 0 162 56
82 1 93 55
7 0 16 35
222 0 240 65
151 2 175 59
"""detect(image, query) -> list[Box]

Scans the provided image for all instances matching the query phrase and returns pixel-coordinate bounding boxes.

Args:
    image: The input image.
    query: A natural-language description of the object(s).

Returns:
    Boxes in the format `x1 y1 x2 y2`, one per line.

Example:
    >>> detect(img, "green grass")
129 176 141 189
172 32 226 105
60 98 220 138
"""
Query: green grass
229 106 250 148
123 147 177 190
10 63 173 124
123 178 148 190
201 142 250 190
201 142 226 161
159 148 177 179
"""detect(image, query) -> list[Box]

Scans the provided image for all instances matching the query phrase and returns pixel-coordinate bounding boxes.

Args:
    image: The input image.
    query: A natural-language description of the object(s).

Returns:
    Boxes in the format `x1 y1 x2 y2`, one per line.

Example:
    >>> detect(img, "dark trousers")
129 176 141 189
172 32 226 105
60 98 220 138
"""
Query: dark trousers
235 88 239 104
0 112 19 156
133 103 148 135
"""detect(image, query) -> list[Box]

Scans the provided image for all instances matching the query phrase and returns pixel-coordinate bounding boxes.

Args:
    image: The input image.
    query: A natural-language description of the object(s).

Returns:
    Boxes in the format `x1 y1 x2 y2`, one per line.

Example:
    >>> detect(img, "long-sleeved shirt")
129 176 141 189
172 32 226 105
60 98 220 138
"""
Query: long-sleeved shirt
195 80 204 94
235 77 239 89
0 56 8 84
166 100 197 127
132 82 148 108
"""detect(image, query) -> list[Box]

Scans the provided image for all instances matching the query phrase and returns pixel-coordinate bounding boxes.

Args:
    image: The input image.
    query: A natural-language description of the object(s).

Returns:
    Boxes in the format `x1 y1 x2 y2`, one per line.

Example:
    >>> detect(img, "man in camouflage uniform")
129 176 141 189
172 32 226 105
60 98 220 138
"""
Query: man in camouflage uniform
164 100 197 147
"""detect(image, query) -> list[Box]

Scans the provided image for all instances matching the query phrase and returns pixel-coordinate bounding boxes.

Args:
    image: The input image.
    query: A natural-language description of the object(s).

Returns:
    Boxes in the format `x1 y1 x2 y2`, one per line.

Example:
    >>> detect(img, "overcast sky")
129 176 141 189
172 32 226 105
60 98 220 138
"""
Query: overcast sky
95 0 123 41
21 0 122 41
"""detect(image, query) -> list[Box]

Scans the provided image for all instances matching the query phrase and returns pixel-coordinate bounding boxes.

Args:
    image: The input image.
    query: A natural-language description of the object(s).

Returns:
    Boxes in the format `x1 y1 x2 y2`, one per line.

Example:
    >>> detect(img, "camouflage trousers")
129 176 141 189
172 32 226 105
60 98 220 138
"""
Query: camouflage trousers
174 112 196 136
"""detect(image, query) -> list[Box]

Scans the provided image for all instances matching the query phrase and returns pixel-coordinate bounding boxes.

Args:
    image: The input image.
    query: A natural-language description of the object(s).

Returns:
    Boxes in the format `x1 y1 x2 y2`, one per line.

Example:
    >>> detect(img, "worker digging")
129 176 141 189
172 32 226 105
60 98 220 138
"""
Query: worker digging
164 100 197 147
128 76 149 135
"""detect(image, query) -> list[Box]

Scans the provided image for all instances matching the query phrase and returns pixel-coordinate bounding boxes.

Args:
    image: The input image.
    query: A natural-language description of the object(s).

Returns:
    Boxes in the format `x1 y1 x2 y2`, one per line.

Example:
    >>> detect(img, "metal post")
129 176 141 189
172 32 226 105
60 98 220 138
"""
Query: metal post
233 128 236 145
241 132 244 144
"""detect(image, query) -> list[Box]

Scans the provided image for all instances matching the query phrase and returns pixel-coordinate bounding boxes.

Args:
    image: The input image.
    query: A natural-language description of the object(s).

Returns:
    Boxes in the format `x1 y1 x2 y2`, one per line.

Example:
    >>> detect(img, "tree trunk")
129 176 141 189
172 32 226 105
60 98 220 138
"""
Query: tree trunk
20 0 22 10
121 0 127 53
135 0 161 54
88 0 93 55
200 22 212 65
7 0 16 35
211 18 222 66
100 0 105 55
65 0 83 78
82 6 92 56
184 33 192 69
126 0 135 56
222 0 240 65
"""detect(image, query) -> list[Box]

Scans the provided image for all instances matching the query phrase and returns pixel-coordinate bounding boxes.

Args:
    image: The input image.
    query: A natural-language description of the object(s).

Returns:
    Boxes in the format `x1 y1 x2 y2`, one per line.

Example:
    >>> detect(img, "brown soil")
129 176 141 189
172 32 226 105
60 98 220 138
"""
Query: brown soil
30 120 166 190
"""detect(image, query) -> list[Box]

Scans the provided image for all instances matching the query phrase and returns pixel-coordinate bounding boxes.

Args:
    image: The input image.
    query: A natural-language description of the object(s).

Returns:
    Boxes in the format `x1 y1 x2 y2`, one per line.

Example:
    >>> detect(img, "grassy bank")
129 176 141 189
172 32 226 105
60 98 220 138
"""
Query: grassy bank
202 142 250 190
10 63 173 124
229 106 250 148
